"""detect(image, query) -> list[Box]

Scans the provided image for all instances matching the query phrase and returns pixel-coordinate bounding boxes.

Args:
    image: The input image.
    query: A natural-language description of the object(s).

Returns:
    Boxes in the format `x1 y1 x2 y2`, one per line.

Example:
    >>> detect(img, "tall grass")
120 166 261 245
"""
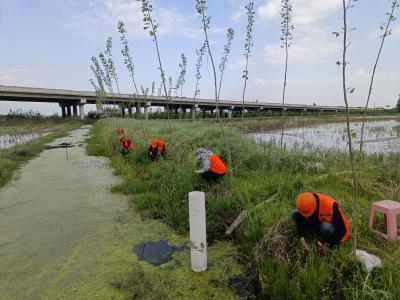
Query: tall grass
88 118 400 298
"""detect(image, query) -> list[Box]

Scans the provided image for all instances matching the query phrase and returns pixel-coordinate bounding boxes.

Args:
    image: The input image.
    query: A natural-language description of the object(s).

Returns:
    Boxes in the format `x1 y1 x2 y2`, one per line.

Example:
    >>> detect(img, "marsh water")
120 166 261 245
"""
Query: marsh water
0 126 242 299
251 119 400 154
0 132 52 149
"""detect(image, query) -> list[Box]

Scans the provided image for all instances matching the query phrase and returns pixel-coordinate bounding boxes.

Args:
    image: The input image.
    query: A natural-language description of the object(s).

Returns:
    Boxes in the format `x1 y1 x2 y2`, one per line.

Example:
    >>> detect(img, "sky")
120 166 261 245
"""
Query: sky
0 0 399 115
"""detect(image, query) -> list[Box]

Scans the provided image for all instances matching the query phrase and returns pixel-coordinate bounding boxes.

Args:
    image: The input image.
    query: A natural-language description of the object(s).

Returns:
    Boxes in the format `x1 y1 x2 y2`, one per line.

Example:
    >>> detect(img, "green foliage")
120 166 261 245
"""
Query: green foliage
194 41 207 101
218 28 235 100
280 0 294 48
279 0 294 148
118 21 139 96
174 53 187 97
89 118 400 298
241 2 255 125
90 56 107 112
137 0 171 123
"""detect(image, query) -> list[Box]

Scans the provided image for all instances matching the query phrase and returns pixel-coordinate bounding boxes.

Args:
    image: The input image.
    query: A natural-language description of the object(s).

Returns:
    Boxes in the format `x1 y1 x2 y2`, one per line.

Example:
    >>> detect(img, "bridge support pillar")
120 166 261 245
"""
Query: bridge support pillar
72 105 78 117
228 106 234 118
79 105 85 120
66 105 72 117
121 104 126 117
79 98 86 120
60 104 66 118
136 103 140 119
144 102 151 120
191 105 197 119
202 109 206 118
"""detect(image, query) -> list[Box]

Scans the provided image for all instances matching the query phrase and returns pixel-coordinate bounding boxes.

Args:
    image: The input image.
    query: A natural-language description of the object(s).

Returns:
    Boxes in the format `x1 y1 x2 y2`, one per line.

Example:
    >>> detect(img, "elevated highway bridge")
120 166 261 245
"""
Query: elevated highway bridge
0 85 369 119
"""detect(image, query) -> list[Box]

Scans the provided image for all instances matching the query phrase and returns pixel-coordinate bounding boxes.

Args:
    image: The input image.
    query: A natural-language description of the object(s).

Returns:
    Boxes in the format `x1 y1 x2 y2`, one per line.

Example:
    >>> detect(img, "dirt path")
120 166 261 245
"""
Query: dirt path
0 126 242 300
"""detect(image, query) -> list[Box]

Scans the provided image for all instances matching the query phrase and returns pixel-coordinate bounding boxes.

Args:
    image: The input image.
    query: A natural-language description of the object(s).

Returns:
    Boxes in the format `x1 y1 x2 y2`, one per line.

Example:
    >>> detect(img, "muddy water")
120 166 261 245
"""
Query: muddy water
251 119 400 154
0 126 242 300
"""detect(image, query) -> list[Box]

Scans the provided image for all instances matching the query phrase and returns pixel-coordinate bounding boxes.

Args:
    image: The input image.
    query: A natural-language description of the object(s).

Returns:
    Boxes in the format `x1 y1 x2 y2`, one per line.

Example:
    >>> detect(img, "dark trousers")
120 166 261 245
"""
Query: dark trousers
202 171 225 181
291 211 335 242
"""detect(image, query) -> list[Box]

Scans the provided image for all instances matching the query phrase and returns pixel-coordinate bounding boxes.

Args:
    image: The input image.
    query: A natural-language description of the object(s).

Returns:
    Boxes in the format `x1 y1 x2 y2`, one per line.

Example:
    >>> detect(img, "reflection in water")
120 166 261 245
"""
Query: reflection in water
0 132 52 149
251 120 400 154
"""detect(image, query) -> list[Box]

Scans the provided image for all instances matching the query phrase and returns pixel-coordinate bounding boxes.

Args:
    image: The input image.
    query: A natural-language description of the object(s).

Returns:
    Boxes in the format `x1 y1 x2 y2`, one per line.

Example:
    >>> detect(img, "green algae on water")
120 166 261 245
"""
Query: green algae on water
0 126 244 300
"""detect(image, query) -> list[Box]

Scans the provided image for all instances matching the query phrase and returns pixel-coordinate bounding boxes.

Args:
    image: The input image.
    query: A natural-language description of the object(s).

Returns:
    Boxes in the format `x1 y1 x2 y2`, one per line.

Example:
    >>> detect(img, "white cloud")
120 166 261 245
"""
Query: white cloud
227 58 247 70
391 24 400 40
231 9 245 22
257 0 280 20
258 0 340 27
258 0 341 65
253 77 281 87
65 0 202 40
253 76 335 88
0 68 45 86
292 0 340 27
354 68 370 78
262 28 338 64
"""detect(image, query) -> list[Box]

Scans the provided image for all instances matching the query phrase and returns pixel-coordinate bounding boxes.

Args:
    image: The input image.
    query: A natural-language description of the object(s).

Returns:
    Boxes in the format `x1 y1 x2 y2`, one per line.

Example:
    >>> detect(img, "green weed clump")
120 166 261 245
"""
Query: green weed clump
88 118 400 299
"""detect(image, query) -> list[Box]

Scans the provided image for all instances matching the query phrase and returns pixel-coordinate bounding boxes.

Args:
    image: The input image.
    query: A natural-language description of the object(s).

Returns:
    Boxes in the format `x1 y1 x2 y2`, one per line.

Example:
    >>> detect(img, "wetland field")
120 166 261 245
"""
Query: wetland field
0 114 399 299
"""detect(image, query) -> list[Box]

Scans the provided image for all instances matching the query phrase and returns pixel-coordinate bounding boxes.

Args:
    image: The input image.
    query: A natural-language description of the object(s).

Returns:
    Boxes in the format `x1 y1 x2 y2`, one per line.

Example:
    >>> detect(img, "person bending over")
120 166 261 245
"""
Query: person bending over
292 192 350 252
195 147 227 180
118 136 135 156
148 139 165 161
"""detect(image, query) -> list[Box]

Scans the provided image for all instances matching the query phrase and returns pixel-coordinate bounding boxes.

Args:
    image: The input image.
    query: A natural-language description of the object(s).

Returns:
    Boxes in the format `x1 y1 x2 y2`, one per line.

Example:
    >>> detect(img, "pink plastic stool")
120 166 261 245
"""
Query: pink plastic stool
369 200 400 241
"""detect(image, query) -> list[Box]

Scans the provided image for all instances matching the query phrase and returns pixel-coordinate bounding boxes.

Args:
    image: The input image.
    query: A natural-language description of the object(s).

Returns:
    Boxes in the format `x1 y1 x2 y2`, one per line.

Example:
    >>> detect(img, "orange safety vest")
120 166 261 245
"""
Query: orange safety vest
122 138 135 151
316 193 350 243
208 154 227 175
150 139 165 155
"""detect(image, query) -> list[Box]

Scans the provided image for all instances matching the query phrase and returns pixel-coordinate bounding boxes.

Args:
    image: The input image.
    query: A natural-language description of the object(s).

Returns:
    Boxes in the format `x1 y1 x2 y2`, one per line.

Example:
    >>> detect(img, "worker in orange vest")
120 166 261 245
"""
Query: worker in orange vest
118 135 135 156
292 192 350 252
195 147 227 180
114 128 125 138
148 139 165 161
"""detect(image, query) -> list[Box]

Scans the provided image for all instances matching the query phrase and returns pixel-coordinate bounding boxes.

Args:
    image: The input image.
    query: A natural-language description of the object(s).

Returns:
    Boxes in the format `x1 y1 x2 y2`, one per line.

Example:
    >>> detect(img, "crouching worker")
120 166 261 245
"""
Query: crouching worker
195 148 227 180
118 136 135 156
148 139 165 161
292 192 350 252
114 128 125 138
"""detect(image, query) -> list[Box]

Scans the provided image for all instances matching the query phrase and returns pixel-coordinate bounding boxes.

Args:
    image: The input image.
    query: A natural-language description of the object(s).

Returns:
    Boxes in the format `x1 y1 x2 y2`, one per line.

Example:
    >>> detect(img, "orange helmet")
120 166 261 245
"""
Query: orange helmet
151 139 159 149
296 193 317 219
115 128 125 136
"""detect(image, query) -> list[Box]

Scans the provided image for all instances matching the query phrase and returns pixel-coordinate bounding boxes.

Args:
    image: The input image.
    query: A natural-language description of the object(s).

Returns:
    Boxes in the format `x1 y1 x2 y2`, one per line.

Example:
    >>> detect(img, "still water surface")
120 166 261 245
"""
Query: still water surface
0 132 52 149
251 119 400 154
0 126 242 299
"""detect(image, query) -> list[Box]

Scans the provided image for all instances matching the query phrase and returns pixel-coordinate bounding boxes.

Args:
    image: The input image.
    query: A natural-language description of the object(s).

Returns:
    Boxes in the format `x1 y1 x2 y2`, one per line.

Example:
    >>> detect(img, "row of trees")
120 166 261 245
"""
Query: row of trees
89 0 399 250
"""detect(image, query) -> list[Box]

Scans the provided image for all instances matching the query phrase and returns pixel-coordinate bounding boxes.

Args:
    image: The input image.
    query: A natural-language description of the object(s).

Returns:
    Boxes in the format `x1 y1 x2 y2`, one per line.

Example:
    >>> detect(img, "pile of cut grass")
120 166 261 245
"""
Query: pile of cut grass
88 118 400 299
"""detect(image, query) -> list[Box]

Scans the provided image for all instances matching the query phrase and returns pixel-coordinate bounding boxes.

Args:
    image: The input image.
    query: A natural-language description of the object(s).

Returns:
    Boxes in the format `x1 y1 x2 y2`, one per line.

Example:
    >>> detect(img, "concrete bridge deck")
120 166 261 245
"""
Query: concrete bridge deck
0 85 367 119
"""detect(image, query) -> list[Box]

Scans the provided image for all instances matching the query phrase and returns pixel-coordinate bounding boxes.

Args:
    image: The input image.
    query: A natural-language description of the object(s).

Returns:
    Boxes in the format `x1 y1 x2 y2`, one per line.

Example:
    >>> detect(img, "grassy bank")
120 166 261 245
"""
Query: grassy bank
88 117 400 299
0 119 83 187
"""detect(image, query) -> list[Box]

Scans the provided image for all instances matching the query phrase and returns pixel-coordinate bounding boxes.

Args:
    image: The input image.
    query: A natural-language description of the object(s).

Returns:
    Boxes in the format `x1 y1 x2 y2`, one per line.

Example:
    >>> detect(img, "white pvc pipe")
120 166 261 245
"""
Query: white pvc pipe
188 191 207 272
